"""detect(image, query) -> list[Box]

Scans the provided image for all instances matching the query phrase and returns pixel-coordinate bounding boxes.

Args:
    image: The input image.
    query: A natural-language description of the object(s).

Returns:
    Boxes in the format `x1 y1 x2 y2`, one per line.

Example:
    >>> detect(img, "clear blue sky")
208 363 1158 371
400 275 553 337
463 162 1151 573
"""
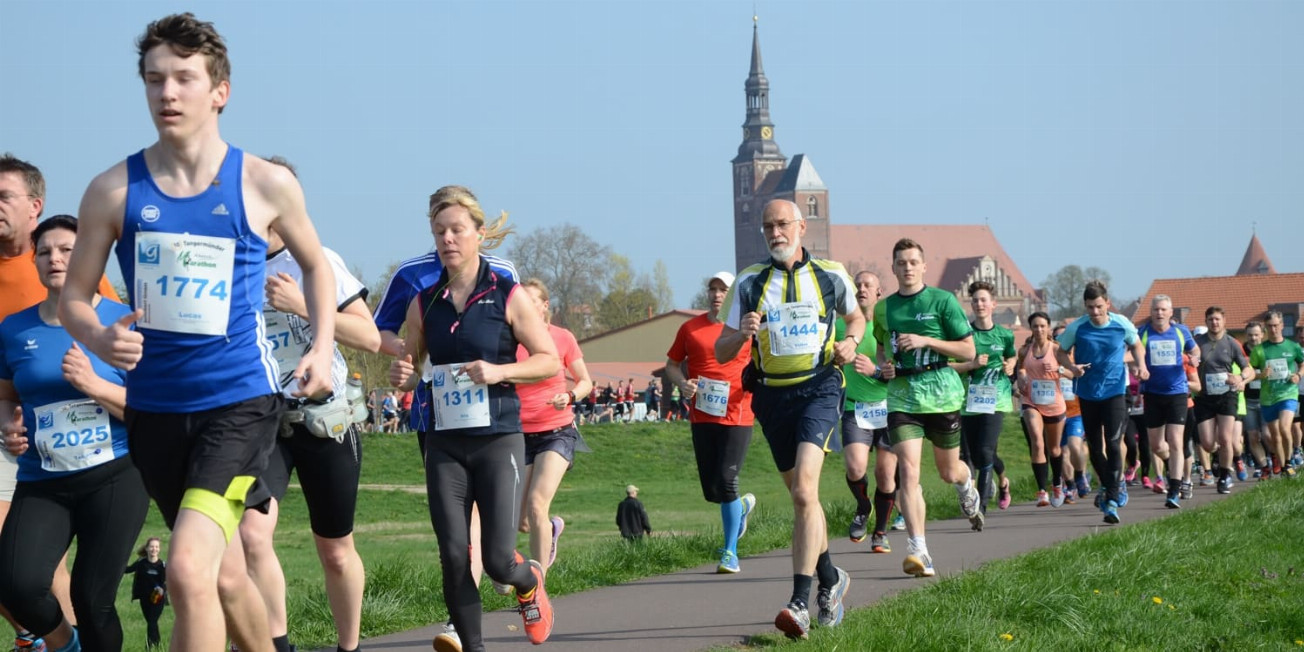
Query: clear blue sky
3 0 1301 307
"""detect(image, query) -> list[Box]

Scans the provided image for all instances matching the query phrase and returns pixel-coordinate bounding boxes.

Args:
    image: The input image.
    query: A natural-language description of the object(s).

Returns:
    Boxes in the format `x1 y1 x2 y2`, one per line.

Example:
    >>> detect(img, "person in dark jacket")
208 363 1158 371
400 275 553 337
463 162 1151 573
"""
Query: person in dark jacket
616 485 652 540
124 537 166 648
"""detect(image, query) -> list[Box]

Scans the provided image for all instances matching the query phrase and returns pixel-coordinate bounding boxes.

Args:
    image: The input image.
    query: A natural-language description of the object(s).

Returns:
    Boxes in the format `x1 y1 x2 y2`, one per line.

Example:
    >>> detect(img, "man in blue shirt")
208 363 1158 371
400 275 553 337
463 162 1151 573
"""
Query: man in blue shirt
1057 281 1147 524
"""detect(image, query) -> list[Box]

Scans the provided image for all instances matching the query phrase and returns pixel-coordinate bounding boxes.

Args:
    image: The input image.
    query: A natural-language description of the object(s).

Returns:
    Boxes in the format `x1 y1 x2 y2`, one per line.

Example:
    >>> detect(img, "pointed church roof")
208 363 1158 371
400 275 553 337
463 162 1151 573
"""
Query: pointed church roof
1236 234 1276 276
773 154 826 193
749 19 765 78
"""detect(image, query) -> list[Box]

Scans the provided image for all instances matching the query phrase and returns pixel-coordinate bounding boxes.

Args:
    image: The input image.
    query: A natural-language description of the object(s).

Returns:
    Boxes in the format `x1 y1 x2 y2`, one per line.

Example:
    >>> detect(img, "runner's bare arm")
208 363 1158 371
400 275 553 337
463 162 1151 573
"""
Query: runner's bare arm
470 287 559 385
61 342 127 421
662 357 695 400
1131 339 1149 381
389 298 425 391
0 382 28 456
256 160 335 396
715 313 758 364
61 166 144 370
264 272 379 353
834 305 866 366
1054 344 1086 378
552 355 594 409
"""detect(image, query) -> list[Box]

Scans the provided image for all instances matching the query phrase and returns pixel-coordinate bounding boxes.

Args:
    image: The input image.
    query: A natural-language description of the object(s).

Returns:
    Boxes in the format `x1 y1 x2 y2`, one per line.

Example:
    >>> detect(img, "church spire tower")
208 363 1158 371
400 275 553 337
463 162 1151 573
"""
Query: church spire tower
731 16 789 271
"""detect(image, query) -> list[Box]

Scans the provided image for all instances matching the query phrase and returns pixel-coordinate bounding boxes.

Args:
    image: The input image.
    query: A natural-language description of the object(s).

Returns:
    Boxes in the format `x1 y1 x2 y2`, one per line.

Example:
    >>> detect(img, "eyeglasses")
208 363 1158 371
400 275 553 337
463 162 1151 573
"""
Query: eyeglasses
760 219 800 233
0 192 34 204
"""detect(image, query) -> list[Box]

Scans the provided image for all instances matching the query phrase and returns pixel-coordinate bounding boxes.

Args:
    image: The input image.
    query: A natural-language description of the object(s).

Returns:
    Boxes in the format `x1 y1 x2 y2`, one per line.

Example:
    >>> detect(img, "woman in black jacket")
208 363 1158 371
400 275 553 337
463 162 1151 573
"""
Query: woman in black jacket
124 537 166 648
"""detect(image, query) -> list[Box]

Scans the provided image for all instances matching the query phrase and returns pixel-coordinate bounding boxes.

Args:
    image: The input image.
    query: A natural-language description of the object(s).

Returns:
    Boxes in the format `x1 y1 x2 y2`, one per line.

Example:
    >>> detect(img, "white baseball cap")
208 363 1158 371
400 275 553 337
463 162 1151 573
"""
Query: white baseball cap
709 271 735 287
1192 325 1209 336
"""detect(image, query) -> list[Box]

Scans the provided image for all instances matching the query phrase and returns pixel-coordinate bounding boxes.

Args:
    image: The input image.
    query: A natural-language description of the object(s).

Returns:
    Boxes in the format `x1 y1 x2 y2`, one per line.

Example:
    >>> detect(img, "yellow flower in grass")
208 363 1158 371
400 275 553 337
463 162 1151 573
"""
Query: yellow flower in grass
1169 605 1176 611
1294 640 1302 646
1152 596 1163 605
1093 589 1100 595
999 633 1014 642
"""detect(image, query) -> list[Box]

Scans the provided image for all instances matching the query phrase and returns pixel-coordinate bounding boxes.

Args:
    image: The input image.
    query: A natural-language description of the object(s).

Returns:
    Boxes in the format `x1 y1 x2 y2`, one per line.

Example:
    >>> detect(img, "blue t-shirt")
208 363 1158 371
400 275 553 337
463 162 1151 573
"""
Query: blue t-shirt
1057 313 1139 401
1137 322 1196 396
372 251 516 432
0 301 132 481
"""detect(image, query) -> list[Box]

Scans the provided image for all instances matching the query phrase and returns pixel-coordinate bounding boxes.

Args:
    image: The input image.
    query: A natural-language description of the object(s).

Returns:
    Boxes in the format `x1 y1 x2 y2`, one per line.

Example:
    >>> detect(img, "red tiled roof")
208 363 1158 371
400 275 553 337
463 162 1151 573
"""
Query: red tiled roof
830 224 1037 298
1132 273 1304 328
1236 234 1277 276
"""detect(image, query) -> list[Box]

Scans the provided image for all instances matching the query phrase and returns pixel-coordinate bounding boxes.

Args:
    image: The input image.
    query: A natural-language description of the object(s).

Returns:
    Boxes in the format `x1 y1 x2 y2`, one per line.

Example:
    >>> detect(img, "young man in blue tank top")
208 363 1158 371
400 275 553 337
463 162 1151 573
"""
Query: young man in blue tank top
58 14 338 652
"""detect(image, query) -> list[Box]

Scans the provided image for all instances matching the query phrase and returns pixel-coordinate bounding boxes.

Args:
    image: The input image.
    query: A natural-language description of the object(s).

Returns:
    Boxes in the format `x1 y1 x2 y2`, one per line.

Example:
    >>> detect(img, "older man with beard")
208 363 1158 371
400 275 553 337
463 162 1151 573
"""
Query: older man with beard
715 199 862 640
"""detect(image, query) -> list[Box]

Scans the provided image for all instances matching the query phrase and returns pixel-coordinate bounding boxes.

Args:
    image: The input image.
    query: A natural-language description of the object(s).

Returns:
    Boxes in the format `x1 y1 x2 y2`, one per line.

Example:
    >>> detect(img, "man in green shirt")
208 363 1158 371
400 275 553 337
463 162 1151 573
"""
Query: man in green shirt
875 238 981 579
1248 310 1304 478
835 271 898 554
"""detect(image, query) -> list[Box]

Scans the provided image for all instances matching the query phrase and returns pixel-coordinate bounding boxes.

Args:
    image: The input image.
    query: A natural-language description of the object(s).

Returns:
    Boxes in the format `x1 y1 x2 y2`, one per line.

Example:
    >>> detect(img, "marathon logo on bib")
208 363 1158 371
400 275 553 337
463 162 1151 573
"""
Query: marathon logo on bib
33 399 114 473
134 232 235 336
1148 340 1178 367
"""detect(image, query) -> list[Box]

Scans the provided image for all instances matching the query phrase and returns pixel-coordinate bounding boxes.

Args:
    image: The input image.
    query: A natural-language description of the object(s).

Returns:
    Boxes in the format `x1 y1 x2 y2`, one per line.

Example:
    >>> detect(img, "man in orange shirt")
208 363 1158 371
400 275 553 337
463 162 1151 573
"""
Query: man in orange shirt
0 154 118 649
664 272 757 573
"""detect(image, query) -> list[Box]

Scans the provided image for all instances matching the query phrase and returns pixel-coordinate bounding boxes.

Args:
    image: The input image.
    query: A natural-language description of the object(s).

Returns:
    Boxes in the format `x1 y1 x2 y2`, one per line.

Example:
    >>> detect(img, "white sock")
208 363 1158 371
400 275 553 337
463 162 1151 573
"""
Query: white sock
908 536 928 554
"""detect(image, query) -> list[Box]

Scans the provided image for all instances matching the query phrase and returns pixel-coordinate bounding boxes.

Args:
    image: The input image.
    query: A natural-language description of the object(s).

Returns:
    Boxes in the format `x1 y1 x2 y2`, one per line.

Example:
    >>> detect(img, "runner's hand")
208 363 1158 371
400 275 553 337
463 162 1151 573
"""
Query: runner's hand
880 362 896 380
680 380 698 401
61 342 97 393
547 393 570 410
895 333 930 353
2 407 27 456
739 312 761 338
1135 364 1149 382
291 347 333 398
389 354 415 388
95 310 144 370
833 339 857 366
974 353 989 369
853 353 877 377
460 360 504 385
265 272 307 318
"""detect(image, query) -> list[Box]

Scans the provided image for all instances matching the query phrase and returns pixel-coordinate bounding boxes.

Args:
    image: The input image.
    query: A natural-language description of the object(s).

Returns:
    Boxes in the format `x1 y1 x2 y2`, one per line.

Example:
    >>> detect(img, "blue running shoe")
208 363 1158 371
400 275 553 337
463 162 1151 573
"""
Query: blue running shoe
1093 489 1105 510
738 493 757 541
1117 481 1129 508
1076 476 1091 499
1103 500 1120 524
717 548 741 574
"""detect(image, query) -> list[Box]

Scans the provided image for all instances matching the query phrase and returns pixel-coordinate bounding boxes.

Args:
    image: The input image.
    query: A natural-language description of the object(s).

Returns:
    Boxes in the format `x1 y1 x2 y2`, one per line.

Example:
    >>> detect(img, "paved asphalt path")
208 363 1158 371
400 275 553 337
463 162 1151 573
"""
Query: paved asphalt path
352 485 1230 651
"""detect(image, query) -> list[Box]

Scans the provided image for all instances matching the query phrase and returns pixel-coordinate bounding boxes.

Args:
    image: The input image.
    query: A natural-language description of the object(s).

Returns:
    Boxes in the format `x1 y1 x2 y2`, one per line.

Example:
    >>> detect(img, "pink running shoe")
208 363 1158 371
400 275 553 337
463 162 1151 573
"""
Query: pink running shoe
1152 478 1167 494
1141 476 1153 490
1124 462 1139 484
998 479 1011 510
1036 490 1050 507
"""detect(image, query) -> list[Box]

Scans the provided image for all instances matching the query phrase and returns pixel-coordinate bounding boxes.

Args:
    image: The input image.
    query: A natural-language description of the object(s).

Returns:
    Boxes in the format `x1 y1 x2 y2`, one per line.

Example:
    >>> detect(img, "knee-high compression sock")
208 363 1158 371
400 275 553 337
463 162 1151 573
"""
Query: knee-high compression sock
872 488 895 533
1051 454 1064 488
1033 462 1049 491
846 474 872 515
721 498 743 554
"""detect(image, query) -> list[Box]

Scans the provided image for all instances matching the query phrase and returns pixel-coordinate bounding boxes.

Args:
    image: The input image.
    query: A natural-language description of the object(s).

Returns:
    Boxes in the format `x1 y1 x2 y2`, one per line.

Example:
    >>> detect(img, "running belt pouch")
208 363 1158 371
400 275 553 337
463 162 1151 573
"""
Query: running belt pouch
299 396 353 442
742 362 760 393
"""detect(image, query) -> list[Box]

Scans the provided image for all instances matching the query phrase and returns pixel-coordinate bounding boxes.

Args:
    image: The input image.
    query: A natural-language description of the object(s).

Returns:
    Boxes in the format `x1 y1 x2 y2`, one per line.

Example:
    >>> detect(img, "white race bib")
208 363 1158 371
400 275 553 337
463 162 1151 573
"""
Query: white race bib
1059 377 1077 401
1205 372 1229 396
33 399 114 473
1266 358 1290 381
966 384 998 414
1030 379 1057 406
430 363 490 431
767 302 822 357
263 309 310 390
1148 339 1178 367
854 400 888 430
133 232 236 336
694 378 730 418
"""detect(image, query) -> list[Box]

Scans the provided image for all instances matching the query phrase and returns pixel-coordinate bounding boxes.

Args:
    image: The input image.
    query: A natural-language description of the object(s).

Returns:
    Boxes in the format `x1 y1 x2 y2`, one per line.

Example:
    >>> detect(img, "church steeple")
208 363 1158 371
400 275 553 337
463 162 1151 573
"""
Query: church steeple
733 18 783 164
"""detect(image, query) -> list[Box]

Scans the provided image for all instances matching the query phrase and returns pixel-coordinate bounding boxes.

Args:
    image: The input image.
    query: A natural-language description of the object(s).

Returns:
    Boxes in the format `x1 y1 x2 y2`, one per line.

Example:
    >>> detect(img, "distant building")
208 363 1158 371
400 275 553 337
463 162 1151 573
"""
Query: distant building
1133 235 1304 336
577 309 704 383
729 22 1044 326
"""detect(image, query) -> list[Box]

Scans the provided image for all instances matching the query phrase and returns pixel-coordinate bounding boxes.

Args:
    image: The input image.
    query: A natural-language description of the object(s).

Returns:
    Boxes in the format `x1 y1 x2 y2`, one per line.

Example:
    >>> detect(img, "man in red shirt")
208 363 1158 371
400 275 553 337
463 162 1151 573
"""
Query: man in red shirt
665 271 757 573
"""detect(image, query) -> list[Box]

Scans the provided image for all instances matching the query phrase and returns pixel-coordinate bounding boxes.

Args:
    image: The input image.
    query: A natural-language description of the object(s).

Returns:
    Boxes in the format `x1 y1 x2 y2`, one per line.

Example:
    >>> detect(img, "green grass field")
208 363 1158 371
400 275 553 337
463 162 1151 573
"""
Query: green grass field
109 418 1045 648
731 478 1304 651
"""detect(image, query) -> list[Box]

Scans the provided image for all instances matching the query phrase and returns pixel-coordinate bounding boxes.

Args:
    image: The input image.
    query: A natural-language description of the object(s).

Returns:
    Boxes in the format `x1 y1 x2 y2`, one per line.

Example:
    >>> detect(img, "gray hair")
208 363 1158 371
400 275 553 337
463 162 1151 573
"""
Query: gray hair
1151 294 1172 308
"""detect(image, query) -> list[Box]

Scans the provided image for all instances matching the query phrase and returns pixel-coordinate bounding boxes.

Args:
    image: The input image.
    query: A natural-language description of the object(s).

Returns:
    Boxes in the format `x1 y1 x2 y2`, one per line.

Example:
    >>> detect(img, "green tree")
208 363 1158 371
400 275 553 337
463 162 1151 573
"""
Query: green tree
1042 265 1113 320
652 259 674 311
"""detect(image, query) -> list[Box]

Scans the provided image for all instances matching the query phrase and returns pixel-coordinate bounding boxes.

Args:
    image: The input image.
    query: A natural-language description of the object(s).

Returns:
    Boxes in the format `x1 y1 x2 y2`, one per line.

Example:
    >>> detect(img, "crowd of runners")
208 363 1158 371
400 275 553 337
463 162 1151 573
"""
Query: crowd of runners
0 11 1299 652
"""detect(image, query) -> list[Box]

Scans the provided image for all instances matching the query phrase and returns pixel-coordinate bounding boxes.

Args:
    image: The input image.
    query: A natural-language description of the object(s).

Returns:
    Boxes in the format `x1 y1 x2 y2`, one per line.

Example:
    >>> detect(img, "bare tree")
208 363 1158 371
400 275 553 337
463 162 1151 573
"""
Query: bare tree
1042 264 1113 320
507 224 610 337
652 259 674 311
